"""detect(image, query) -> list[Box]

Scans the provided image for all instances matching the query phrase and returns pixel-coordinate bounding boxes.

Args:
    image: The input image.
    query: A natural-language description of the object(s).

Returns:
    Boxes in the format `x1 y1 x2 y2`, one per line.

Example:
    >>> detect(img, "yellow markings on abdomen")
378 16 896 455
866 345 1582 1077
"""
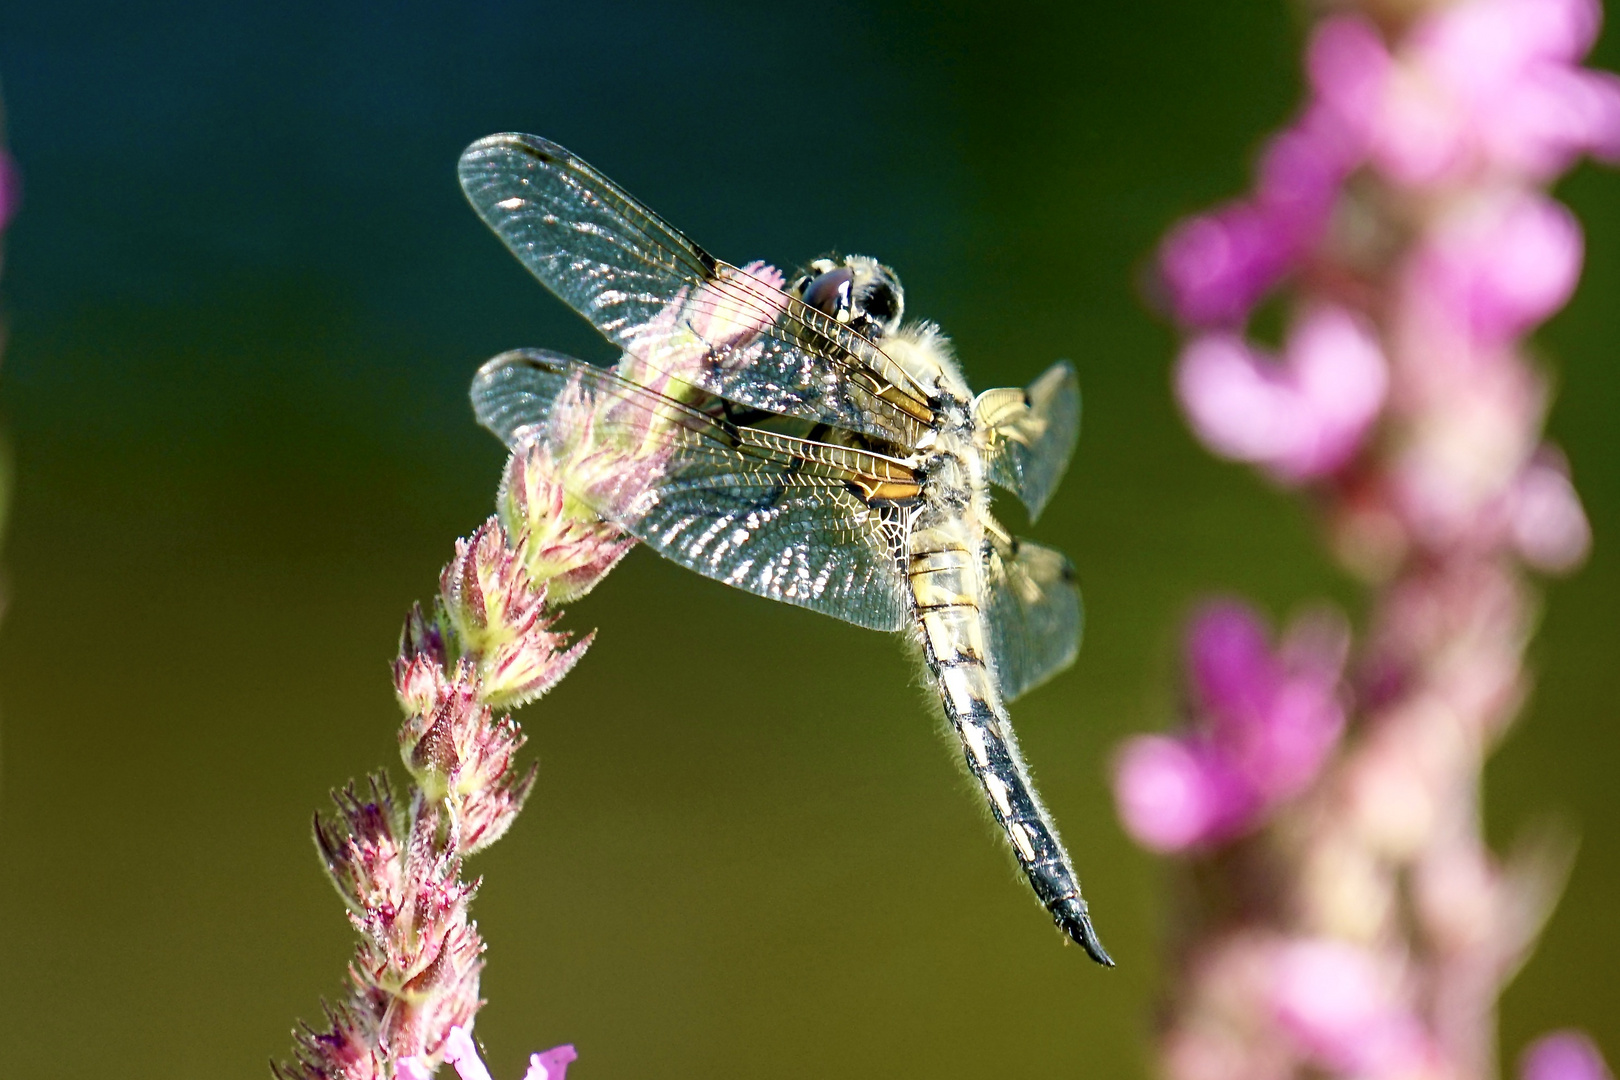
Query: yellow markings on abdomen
919 606 986 666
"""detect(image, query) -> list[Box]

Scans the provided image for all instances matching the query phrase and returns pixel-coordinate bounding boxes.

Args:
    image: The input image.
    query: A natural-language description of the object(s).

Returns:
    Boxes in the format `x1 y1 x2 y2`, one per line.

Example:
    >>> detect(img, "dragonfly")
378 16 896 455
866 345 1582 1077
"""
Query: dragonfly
459 132 1111 966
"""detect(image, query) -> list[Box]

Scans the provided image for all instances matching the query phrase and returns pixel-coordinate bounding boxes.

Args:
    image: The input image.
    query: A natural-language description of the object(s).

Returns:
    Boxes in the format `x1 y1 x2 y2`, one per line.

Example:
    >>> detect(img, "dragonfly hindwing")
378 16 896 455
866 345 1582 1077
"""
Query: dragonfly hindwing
983 537 1082 701
471 350 915 632
973 360 1080 522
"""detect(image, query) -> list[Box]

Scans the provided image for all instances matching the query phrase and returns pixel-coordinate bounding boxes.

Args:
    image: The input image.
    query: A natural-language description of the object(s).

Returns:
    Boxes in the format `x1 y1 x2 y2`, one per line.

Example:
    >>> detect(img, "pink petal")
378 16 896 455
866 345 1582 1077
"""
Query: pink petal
1308 14 1392 139
1255 109 1360 231
399 1060 436 1080
1277 305 1388 480
1413 192 1583 345
525 1045 579 1080
1368 65 1470 185
1175 334 1304 466
1510 453 1591 573
1175 311 1385 483
1186 600 1273 722
1158 206 1295 326
442 1026 496 1080
1247 678 1344 800
1576 70 1620 162
1269 940 1430 1075
1521 1031 1614 1080
1422 0 1603 77
1487 64 1620 176
1112 735 1222 852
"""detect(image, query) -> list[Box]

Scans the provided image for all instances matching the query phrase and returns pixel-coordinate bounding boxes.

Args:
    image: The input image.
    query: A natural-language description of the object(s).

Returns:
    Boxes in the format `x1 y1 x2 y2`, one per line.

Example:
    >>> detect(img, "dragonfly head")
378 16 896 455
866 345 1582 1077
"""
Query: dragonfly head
790 255 905 342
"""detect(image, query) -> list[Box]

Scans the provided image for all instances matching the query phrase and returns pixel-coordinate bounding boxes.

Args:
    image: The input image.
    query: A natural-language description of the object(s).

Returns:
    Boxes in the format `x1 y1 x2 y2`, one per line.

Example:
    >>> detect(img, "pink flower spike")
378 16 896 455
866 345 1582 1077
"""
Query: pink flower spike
1276 304 1388 480
1521 1031 1614 1080
525 1045 579 1080
441 1026 496 1080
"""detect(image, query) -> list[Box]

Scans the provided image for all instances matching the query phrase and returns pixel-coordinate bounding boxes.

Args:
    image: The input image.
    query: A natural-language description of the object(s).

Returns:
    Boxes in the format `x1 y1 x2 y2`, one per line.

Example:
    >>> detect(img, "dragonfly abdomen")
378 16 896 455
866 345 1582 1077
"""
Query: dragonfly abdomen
907 527 1113 966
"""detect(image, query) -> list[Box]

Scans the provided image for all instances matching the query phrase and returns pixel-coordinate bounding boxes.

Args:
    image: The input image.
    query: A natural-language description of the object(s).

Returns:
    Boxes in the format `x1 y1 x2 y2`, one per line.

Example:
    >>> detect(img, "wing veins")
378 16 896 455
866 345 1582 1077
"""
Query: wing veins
462 134 933 446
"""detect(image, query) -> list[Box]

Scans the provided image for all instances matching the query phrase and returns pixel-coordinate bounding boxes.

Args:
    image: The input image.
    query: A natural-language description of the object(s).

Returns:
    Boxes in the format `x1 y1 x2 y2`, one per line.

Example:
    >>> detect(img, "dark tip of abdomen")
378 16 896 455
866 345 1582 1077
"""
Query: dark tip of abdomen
1052 897 1115 967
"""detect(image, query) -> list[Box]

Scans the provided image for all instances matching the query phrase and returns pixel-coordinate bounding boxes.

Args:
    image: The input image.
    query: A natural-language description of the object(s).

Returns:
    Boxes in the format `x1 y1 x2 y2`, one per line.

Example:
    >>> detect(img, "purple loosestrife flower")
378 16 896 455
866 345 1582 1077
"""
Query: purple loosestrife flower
437 521 592 712
1114 601 1348 852
1176 306 1388 483
1266 938 1435 1077
281 433 631 1077
497 442 634 605
1118 0 1615 1075
400 1025 576 1080
1313 1 1620 186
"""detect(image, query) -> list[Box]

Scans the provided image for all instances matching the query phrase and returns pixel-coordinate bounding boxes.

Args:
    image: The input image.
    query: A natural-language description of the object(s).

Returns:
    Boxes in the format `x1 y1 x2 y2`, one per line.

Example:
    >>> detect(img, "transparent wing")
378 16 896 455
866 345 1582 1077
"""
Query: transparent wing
973 361 1080 522
459 133 933 448
984 537 1082 701
472 349 916 632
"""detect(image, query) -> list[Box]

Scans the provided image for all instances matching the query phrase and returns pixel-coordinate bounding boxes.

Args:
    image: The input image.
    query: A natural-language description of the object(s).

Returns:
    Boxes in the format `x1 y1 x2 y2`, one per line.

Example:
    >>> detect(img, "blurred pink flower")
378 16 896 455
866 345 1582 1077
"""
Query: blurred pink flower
1159 202 1299 327
1158 105 1359 328
1507 450 1591 572
1313 0 1620 186
1521 1031 1614 1080
1113 734 1243 853
1268 939 1433 1076
1113 602 1348 850
1134 0 1613 1074
1176 306 1388 483
1405 190 1584 351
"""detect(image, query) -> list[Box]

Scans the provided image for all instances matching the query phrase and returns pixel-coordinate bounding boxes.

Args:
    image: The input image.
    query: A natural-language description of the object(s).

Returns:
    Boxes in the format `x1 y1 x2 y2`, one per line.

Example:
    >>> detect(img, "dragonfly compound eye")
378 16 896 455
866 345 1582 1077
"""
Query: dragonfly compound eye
798 266 856 322
792 256 907 341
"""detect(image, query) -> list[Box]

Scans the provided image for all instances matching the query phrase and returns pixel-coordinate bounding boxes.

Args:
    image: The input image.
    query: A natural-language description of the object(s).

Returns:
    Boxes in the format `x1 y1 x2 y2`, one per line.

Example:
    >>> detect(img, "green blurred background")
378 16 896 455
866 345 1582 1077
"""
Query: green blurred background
0 2 1615 1076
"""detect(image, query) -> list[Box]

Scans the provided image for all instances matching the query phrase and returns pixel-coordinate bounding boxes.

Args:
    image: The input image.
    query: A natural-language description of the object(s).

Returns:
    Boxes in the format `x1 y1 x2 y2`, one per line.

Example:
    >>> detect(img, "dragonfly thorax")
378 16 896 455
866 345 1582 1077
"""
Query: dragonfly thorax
913 425 987 532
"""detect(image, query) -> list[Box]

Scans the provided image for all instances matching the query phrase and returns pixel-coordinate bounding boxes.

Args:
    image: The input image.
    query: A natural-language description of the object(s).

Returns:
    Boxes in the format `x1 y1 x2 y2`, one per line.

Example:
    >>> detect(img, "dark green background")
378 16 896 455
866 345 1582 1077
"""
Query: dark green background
0 2 1614 1076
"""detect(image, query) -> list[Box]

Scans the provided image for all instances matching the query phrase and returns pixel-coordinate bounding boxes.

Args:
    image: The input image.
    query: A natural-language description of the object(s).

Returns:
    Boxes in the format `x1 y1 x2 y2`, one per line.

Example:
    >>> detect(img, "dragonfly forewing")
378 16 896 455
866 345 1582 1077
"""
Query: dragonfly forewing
459 133 933 448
